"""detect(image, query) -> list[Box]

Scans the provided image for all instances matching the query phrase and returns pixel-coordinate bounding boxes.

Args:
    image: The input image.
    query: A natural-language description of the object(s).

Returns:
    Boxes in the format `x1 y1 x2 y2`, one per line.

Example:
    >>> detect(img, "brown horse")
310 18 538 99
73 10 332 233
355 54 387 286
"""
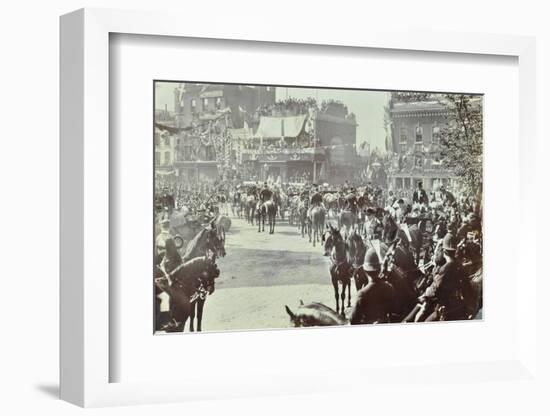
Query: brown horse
322 224 352 316
337 209 356 237
263 200 278 234
309 206 326 247
155 243 220 332
346 230 369 291
285 300 348 327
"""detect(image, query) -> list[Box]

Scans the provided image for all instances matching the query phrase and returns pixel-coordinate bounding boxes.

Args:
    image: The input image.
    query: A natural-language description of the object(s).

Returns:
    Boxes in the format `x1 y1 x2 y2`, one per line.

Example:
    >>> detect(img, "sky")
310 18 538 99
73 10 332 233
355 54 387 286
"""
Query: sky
155 82 390 152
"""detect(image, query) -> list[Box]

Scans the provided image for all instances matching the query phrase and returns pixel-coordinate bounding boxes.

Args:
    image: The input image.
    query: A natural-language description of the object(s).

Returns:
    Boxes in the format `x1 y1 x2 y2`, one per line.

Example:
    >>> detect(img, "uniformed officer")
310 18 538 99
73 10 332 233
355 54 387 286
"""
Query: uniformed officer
412 181 429 206
309 183 323 207
259 182 272 203
364 207 382 240
420 233 466 321
344 187 358 213
350 248 394 324
156 218 172 261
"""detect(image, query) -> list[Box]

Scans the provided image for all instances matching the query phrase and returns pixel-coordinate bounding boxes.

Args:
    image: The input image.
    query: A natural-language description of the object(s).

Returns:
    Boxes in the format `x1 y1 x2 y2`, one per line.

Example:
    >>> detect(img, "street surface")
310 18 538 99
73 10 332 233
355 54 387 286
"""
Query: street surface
200 216 354 332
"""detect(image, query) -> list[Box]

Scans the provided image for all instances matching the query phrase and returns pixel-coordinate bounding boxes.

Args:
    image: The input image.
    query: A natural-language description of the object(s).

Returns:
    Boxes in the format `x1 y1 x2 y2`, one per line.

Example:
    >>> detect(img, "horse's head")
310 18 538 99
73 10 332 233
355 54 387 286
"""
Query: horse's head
347 230 366 265
201 251 221 295
208 221 226 258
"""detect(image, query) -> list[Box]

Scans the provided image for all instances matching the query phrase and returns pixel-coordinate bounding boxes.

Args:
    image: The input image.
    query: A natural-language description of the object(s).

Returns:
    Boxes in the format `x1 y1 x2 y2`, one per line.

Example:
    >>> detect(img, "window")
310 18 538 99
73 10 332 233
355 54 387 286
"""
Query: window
202 98 209 108
404 178 411 189
415 126 423 143
414 142 423 153
164 151 170 165
191 99 197 111
400 143 408 153
432 126 441 144
400 127 407 143
215 97 222 109
396 178 403 189
415 155 423 168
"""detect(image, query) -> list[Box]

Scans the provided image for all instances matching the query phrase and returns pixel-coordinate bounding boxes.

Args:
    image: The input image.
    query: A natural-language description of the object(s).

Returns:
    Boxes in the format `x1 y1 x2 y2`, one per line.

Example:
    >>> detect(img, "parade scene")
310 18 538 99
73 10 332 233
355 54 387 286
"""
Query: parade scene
154 82 483 333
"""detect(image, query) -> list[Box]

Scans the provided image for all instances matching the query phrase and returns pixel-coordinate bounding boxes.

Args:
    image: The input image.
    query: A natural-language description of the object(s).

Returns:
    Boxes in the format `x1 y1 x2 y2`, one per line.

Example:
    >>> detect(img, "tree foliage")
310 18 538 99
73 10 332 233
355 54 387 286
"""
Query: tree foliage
438 94 483 196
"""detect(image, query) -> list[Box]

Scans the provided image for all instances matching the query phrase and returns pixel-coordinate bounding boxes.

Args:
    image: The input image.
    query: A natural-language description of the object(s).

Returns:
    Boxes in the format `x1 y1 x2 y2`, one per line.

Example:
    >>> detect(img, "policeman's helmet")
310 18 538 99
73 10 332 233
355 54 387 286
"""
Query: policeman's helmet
364 248 381 272
442 233 457 251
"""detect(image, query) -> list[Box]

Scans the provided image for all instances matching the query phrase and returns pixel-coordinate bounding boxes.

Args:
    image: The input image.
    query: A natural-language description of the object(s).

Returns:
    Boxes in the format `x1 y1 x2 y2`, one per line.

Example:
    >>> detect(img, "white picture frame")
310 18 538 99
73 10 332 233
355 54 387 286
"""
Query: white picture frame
60 8 538 408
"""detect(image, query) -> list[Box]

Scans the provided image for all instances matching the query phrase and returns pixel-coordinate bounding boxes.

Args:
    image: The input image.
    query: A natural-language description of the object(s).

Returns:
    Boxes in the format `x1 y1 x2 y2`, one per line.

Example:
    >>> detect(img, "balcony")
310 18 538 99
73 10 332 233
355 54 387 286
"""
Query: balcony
241 147 325 163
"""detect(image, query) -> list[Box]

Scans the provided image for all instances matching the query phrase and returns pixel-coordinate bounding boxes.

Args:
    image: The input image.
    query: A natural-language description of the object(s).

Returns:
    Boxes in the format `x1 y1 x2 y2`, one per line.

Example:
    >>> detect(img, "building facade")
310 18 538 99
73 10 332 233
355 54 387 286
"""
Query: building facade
173 83 276 129
387 100 455 191
240 100 358 185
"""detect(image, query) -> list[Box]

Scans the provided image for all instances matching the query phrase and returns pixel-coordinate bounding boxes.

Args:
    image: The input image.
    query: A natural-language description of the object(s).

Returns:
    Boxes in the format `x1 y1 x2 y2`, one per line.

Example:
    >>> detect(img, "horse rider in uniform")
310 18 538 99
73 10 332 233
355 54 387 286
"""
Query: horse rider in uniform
412 181 429 206
416 233 466 322
350 248 395 324
259 182 273 203
364 207 383 240
344 187 358 213
299 184 310 202
440 185 456 207
357 188 370 209
392 198 411 223
156 218 172 262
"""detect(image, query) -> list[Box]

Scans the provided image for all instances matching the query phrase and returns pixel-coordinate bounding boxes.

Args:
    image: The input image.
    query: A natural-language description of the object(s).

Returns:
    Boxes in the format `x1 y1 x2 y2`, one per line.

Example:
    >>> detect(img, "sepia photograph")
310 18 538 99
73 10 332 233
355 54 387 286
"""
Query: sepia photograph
153 81 483 333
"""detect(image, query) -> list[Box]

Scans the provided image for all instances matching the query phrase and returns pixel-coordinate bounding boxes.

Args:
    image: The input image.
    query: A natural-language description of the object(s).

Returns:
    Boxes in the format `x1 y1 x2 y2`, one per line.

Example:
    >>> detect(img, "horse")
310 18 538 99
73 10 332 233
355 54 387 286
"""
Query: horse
337 209 356 237
264 199 278 234
298 201 311 239
232 191 242 218
182 220 226 262
178 221 226 330
346 230 369 291
382 239 425 321
245 195 257 225
322 224 352 316
256 201 267 232
285 300 348 327
381 210 398 244
309 206 325 247
273 190 287 221
323 193 340 218
155 242 220 332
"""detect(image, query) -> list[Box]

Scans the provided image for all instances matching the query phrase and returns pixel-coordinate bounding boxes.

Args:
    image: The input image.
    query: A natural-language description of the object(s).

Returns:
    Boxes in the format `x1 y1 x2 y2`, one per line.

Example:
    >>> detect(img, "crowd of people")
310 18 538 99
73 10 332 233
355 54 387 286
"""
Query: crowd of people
154 172 482 330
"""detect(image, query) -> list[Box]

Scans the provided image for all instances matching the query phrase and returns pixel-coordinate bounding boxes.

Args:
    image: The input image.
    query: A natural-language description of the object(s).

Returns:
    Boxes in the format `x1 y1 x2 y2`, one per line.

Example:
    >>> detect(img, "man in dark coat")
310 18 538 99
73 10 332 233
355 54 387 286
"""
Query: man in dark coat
412 181 429 206
259 182 272 203
420 233 466 321
344 187 358 213
350 248 394 324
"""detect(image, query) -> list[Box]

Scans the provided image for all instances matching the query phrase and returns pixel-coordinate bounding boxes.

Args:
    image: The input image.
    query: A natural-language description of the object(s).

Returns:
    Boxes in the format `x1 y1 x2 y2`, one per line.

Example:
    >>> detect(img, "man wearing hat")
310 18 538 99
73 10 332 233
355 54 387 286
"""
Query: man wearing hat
350 248 394 325
308 183 324 217
412 181 429 206
364 207 382 240
344 187 358 213
392 198 411 223
156 218 172 262
419 233 466 321
259 181 272 203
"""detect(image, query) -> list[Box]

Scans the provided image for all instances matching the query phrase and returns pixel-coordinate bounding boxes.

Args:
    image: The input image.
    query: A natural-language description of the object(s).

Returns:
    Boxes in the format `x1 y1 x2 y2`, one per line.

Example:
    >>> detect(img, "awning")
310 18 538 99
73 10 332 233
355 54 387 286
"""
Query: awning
253 115 307 139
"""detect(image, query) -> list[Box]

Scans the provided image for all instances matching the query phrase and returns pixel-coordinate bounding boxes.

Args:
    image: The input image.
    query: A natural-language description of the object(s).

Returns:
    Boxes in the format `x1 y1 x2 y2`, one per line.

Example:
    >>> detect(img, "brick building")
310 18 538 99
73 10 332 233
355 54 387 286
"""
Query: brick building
387 100 454 191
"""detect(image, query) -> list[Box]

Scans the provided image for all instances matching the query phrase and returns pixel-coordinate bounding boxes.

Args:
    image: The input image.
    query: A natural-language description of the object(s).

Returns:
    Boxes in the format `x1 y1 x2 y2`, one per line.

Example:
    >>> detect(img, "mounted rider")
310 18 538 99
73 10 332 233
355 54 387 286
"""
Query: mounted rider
392 198 411 223
259 182 273 203
364 207 383 240
357 188 371 209
418 233 466 321
344 187 358 213
349 248 395 324
412 181 429 206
